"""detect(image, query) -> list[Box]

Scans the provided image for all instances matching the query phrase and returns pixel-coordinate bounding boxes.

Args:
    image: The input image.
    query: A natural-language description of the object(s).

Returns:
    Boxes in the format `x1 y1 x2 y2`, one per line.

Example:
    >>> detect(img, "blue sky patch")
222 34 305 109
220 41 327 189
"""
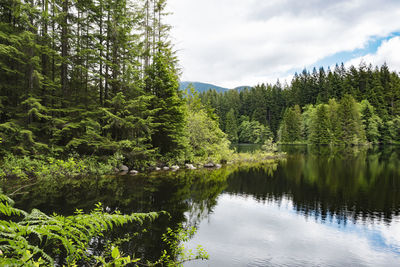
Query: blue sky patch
314 32 400 67
283 32 400 78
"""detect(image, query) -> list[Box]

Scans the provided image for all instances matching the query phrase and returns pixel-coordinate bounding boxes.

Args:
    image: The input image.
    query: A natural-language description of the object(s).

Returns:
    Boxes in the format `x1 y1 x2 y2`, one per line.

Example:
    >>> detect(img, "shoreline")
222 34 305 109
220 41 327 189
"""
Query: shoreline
0 150 286 181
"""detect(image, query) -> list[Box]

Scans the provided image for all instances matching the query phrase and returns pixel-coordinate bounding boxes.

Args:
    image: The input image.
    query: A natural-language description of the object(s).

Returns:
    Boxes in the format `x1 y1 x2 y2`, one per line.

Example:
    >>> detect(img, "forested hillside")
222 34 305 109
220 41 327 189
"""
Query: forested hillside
0 0 231 167
179 81 252 94
200 63 400 145
179 81 229 93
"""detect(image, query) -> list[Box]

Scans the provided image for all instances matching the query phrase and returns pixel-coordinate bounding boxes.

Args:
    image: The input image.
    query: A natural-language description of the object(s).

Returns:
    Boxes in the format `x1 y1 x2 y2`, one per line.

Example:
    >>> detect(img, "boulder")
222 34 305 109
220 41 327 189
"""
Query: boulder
118 171 128 176
215 164 222 169
155 167 161 171
204 162 215 168
185 164 196 170
129 170 139 175
171 165 180 171
119 165 129 172
163 166 170 171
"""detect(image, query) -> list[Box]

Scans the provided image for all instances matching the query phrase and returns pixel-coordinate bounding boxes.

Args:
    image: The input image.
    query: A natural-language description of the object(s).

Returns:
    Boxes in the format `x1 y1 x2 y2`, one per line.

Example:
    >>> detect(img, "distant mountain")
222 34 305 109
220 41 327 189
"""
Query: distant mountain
179 81 252 93
179 81 229 93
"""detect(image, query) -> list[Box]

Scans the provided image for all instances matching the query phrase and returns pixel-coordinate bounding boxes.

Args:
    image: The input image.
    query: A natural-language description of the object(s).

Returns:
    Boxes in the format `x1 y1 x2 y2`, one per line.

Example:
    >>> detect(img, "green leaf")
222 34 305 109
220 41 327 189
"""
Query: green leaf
111 246 120 259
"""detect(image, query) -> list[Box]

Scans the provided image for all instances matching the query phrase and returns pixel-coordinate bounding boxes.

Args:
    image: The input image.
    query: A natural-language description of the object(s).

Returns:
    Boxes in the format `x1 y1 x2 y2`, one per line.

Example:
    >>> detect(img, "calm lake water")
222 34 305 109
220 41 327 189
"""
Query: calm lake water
3 146 400 266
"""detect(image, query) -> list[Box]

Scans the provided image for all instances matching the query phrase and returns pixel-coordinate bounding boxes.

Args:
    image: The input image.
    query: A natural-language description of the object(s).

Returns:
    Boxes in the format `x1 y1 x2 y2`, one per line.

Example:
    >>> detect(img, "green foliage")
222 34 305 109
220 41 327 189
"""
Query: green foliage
199 83 285 139
261 138 278 153
0 0 191 167
230 150 285 166
225 108 239 143
386 116 400 144
0 193 160 266
277 96 368 145
279 105 302 143
185 89 232 163
95 246 140 266
0 156 287 266
338 94 366 145
360 100 382 143
238 117 273 144
158 224 209 266
0 154 120 180
300 104 315 141
327 98 342 145
198 63 400 144
0 122 48 155
309 104 331 144
147 47 187 160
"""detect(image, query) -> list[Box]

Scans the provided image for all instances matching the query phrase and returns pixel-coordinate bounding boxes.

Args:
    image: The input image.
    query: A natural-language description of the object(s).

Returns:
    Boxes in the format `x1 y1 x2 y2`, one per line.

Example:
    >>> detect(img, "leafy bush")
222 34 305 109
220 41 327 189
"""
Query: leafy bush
238 117 273 144
184 88 233 164
0 154 120 180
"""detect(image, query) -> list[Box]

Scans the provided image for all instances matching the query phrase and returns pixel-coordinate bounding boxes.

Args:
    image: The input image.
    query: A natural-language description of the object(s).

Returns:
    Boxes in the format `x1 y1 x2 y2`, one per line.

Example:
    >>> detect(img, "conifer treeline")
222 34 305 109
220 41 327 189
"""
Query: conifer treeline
199 63 400 144
0 0 187 164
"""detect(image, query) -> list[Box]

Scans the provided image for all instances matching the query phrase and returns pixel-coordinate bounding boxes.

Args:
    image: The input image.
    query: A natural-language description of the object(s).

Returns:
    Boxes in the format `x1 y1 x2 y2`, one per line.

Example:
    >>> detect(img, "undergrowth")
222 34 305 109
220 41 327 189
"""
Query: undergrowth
0 193 208 266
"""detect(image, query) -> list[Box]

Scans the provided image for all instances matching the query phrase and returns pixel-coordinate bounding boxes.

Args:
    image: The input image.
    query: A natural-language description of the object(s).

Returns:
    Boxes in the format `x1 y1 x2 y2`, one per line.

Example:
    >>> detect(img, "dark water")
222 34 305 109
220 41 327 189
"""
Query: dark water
3 146 400 266
232 143 263 153
186 145 400 266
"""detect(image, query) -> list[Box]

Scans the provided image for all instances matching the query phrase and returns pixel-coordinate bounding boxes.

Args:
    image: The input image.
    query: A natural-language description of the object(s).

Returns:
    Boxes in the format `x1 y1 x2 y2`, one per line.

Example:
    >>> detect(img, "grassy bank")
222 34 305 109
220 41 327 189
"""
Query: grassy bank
0 146 285 181
0 154 120 181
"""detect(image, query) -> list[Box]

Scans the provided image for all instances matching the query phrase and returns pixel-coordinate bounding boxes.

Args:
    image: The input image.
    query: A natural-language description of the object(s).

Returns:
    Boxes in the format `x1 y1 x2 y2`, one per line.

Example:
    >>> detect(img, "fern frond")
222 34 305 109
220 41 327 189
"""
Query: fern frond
0 194 163 266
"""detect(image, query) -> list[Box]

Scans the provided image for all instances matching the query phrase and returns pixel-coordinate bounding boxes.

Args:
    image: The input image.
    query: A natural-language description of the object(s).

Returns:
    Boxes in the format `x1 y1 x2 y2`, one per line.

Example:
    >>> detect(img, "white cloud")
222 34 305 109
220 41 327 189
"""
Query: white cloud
345 36 400 71
185 194 400 266
166 0 400 88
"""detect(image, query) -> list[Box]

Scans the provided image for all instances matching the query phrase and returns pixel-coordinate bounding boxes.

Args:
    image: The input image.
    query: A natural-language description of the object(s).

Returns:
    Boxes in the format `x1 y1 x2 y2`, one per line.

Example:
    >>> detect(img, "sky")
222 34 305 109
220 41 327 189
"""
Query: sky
166 0 400 88
185 194 400 266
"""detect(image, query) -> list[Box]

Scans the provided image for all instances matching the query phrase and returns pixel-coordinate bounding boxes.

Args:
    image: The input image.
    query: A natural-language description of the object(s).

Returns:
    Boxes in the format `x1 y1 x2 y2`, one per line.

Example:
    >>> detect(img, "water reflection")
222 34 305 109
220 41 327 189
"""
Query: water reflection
226 146 400 224
2 146 400 264
2 168 236 261
184 146 400 266
185 194 400 267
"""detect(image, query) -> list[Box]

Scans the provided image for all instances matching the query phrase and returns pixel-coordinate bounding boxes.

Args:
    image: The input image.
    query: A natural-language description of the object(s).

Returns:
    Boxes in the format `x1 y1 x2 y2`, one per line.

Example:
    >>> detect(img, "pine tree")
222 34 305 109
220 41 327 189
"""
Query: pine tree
309 104 330 144
367 70 387 119
387 72 400 116
147 47 186 158
300 104 314 141
225 108 238 143
279 105 302 143
360 100 382 143
0 0 188 164
338 94 366 145
327 98 341 144
386 116 400 144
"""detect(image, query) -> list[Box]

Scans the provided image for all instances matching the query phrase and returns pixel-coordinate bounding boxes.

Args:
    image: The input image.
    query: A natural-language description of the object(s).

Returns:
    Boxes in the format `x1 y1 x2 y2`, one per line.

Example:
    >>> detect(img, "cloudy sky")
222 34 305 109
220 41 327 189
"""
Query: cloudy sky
166 0 400 88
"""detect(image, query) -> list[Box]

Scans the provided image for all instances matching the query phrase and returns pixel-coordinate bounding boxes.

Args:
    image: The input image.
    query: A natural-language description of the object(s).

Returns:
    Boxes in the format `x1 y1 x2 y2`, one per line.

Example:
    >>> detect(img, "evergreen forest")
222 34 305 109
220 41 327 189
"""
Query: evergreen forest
199 63 400 145
2 0 399 167
2 0 400 265
0 0 231 168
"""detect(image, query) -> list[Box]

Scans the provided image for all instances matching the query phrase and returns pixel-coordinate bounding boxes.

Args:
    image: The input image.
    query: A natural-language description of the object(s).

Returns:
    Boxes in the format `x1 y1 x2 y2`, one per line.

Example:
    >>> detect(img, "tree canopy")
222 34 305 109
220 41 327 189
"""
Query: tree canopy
198 63 400 145
0 0 224 166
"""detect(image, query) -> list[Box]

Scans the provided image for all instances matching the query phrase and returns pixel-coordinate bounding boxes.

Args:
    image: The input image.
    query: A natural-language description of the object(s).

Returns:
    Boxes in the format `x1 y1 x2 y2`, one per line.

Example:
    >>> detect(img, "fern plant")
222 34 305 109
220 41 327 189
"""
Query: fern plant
0 193 161 266
158 224 209 266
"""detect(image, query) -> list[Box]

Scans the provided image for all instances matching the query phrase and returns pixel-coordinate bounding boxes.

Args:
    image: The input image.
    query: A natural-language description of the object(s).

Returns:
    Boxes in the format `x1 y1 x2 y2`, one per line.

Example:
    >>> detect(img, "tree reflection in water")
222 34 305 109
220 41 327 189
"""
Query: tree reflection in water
3 146 400 261
227 145 400 225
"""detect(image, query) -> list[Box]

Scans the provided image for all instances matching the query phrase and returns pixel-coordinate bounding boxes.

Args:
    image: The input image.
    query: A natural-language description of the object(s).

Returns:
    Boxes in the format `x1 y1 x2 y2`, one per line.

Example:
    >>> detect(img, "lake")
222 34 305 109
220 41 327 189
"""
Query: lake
3 146 400 266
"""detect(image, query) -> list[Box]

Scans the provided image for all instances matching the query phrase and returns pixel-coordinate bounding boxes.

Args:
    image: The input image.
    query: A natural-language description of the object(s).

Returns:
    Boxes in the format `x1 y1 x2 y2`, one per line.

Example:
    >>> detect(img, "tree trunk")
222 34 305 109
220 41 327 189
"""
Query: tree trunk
61 0 69 99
